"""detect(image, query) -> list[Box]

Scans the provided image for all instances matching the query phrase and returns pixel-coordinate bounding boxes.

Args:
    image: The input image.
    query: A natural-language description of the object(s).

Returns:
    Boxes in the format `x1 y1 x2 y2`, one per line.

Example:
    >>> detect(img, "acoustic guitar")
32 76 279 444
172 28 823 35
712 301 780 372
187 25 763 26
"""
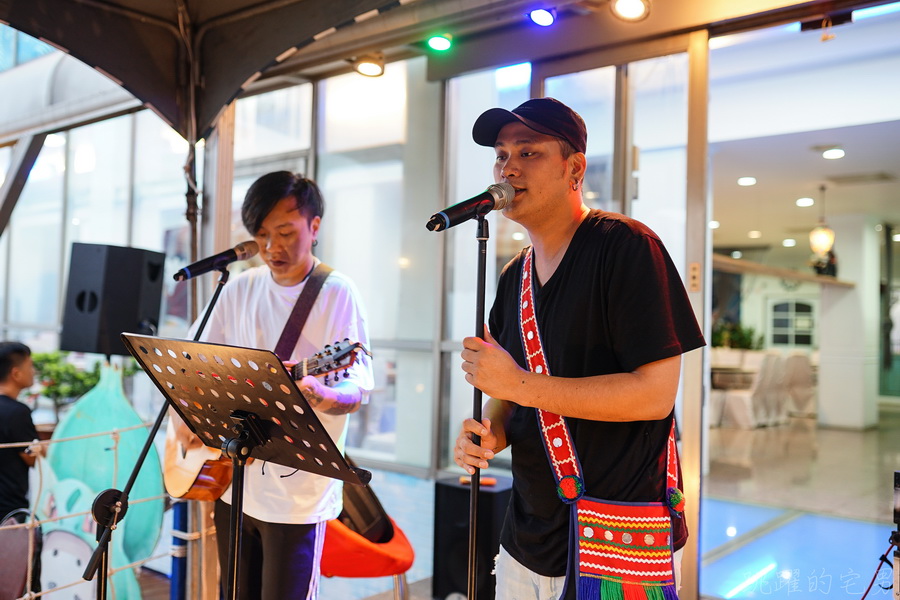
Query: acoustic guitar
163 340 369 501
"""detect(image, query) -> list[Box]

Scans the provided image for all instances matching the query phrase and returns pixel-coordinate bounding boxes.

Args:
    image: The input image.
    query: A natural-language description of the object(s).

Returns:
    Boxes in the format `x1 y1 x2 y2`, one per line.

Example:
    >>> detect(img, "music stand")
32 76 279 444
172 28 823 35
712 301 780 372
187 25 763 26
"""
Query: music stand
121 333 371 600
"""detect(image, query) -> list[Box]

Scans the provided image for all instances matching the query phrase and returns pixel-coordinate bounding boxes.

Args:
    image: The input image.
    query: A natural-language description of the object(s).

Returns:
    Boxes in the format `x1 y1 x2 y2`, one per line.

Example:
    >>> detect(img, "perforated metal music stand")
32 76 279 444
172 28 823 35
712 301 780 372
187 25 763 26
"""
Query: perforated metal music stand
121 333 371 600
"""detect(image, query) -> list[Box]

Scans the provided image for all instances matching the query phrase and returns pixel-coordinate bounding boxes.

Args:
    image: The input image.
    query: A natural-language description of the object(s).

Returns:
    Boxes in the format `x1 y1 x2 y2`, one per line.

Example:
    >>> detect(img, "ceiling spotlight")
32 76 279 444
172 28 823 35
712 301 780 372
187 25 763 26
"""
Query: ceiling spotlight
427 34 453 51
709 220 720 229
352 53 385 77
737 176 757 186
782 238 797 248
822 147 845 159
795 197 815 207
611 0 650 21
748 230 762 239
529 8 556 26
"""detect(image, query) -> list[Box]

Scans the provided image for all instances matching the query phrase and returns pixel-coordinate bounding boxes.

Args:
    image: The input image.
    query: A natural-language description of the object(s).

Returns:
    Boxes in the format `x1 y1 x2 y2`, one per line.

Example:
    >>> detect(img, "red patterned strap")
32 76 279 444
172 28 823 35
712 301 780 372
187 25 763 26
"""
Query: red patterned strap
517 248 681 506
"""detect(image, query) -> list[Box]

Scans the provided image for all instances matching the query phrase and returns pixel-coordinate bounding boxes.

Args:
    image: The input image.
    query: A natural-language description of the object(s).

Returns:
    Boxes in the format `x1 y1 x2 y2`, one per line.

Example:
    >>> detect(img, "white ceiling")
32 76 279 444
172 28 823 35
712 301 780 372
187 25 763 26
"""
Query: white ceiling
707 7 900 271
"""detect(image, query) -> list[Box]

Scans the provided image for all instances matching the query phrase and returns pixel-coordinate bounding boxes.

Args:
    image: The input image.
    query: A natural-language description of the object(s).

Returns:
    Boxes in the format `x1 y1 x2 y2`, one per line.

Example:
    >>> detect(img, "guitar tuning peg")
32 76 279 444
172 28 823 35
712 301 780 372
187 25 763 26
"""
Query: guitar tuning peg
342 370 350 379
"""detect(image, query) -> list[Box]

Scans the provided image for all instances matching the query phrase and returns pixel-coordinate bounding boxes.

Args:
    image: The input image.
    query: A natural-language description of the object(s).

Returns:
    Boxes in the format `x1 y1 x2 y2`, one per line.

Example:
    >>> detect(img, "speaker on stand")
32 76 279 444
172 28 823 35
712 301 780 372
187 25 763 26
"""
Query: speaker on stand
432 475 512 600
60 243 165 357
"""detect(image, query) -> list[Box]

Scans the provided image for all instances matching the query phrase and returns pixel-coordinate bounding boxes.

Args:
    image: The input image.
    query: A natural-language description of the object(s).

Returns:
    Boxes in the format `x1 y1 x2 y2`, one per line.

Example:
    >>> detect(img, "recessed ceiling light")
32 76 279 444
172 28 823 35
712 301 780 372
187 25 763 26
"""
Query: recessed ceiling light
709 220 720 229
737 177 757 186
822 147 845 160
782 238 797 247
748 230 762 239
893 233 900 242
731 250 742 259
795 197 814 207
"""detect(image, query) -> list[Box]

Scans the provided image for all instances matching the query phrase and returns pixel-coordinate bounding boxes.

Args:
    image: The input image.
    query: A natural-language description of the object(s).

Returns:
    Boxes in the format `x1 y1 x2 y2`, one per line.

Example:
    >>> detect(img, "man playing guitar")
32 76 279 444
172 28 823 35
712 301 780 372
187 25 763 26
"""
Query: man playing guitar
170 171 373 600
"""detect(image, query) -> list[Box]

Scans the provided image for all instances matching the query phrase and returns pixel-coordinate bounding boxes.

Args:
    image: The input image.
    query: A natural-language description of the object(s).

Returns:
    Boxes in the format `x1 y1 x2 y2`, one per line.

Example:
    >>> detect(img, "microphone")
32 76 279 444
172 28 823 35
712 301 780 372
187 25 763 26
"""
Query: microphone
426 182 515 232
172 240 259 281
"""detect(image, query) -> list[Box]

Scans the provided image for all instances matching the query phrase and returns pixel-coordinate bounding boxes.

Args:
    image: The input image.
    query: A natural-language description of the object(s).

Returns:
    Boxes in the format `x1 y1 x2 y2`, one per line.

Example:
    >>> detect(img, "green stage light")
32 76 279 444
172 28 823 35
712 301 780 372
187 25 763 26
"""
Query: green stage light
427 34 452 51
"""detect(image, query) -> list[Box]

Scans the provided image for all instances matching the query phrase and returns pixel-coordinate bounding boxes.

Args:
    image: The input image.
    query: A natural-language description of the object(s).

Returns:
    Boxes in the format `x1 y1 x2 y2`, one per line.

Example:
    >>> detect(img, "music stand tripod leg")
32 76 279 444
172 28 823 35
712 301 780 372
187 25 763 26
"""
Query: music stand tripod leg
222 412 268 600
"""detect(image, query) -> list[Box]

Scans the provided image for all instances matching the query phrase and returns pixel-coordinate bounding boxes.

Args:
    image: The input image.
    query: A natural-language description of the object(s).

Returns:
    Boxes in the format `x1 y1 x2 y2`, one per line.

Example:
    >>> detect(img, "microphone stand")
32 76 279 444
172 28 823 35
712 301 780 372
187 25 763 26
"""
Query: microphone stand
83 267 231 600
466 214 490 600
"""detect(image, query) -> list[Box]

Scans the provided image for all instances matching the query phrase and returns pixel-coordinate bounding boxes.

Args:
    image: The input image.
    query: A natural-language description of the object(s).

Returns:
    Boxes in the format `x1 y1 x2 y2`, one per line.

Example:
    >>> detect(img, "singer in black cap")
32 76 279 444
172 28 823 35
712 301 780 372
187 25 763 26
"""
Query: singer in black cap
454 98 704 599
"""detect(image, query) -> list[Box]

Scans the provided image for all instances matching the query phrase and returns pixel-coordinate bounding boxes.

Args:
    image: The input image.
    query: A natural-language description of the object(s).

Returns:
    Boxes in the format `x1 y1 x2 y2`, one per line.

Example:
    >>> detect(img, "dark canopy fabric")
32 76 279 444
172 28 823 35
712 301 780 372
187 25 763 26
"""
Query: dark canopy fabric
0 0 400 141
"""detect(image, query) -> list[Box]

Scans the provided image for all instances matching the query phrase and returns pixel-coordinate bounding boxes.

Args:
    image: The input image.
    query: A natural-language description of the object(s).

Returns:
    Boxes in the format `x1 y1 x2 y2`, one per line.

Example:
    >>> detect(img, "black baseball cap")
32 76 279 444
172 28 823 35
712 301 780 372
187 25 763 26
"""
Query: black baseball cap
472 97 587 154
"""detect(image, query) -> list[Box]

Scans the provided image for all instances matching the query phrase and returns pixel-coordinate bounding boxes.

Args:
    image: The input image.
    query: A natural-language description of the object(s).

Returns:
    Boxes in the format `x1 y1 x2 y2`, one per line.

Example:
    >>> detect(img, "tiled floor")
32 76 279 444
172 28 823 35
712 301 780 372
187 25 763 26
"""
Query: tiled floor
133 410 900 600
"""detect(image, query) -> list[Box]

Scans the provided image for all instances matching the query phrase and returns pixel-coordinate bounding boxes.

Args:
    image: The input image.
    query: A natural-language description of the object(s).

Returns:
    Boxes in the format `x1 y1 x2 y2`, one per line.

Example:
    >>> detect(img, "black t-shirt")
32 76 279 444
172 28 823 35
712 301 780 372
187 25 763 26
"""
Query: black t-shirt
0 394 37 519
490 210 705 580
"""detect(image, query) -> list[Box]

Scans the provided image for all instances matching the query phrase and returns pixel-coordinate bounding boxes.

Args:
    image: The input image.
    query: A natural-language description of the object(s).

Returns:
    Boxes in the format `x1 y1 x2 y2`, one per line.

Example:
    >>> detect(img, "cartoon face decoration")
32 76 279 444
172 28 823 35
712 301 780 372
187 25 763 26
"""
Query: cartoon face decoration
40 530 96 599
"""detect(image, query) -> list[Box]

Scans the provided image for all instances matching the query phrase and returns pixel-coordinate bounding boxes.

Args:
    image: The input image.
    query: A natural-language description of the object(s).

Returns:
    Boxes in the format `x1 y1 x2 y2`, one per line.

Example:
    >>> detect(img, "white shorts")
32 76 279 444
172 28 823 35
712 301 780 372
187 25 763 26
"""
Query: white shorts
493 545 683 600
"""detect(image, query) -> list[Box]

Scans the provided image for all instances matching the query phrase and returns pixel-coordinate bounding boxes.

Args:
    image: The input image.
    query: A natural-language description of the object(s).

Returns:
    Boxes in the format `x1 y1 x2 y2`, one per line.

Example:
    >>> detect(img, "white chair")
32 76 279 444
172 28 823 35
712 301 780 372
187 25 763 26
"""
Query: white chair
721 353 778 429
783 353 817 417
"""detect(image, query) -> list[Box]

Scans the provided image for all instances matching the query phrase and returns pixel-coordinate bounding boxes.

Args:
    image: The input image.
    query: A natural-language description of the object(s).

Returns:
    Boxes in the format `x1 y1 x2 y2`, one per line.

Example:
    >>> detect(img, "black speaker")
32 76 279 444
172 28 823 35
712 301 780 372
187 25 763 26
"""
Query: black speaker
433 476 513 600
60 243 165 357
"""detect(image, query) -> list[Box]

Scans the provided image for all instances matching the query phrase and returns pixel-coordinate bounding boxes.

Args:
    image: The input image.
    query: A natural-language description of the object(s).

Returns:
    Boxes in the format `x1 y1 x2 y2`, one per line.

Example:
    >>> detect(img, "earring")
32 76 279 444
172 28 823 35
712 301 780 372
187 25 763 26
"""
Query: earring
312 239 318 247
572 181 579 191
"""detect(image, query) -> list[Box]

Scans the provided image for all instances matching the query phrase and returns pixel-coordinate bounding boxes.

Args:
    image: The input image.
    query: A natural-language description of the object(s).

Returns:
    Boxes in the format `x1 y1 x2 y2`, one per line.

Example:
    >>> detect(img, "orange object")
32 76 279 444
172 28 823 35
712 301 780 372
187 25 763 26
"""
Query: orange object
458 475 497 486
320 516 415 578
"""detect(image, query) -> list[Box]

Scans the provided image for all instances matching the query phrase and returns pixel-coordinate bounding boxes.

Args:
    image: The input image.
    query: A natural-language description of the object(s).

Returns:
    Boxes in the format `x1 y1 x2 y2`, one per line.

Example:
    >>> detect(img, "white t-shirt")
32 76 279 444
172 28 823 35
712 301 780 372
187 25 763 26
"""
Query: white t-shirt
193 262 373 524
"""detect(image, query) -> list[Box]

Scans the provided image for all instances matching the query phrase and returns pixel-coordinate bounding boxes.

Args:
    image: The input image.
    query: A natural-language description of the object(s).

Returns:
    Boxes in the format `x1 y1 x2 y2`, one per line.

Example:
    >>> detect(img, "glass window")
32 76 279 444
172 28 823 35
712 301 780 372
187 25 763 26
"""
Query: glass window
132 111 198 337
442 65 532 471
545 65 616 212
8 142 65 330
65 116 131 250
16 32 53 64
0 26 15 71
235 84 313 161
769 299 816 348
317 57 443 467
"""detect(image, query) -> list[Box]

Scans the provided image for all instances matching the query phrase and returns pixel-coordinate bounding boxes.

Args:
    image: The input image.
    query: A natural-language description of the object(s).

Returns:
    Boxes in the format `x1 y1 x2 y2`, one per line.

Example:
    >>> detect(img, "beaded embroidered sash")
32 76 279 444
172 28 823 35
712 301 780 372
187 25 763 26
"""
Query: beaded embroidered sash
517 248 682 600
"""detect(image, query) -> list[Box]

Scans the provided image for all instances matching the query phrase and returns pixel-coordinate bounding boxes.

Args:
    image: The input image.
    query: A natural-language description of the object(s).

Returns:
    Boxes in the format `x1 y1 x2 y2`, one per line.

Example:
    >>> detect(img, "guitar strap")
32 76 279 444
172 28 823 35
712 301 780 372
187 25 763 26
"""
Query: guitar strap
273 261 333 361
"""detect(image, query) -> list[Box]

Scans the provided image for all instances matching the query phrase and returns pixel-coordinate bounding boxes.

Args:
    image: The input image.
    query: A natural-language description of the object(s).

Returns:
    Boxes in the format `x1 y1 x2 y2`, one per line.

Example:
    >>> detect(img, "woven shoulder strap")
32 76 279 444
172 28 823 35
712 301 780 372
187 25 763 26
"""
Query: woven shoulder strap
517 248 680 505
274 262 333 361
